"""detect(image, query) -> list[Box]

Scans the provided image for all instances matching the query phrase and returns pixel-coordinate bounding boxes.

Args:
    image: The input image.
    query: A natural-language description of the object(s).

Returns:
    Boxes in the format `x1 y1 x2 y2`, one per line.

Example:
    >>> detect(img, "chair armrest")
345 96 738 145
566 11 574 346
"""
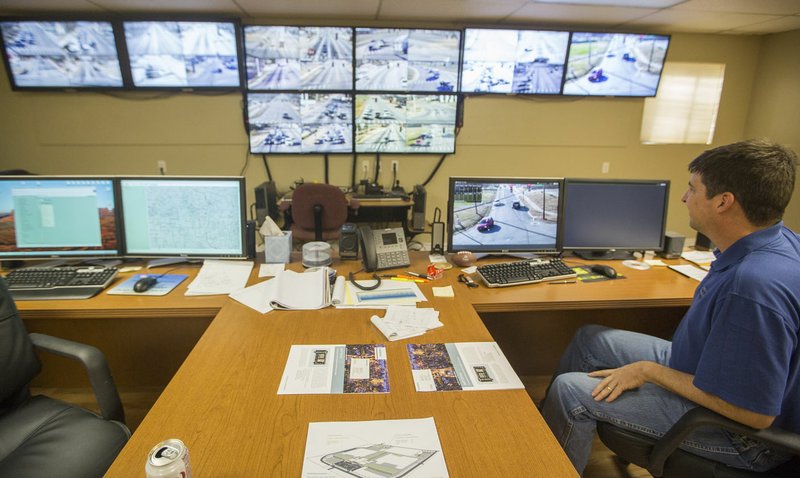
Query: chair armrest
28 333 126 424
649 407 800 476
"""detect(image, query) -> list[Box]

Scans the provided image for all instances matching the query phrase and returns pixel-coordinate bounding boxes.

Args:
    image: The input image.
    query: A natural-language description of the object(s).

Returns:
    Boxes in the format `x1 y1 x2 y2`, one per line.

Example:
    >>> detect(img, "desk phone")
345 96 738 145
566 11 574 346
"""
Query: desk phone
357 226 411 271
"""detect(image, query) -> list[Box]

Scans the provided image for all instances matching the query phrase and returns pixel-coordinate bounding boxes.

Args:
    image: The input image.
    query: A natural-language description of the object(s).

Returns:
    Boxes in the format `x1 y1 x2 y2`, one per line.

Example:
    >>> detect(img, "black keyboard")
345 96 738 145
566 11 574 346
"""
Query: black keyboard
4 266 118 300
476 258 576 288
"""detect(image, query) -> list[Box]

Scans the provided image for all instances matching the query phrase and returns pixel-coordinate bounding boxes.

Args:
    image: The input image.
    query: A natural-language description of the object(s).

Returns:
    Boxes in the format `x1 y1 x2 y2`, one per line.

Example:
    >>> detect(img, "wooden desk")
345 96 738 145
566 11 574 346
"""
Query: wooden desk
104 255 699 477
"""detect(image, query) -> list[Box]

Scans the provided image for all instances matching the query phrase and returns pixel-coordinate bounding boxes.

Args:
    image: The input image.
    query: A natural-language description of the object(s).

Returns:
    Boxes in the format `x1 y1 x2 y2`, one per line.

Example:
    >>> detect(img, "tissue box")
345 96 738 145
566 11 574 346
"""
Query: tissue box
263 231 292 263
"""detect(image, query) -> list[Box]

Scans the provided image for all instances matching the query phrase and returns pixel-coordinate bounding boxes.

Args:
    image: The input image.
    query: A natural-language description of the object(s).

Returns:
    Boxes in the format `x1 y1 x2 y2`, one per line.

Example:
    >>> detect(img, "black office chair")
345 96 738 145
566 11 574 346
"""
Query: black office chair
0 280 130 478
281 183 360 242
597 407 800 477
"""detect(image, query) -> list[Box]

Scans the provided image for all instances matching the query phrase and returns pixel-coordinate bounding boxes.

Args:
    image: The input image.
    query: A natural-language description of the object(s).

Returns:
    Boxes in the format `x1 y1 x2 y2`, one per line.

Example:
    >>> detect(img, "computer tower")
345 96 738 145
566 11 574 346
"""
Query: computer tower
254 181 279 225
411 185 426 232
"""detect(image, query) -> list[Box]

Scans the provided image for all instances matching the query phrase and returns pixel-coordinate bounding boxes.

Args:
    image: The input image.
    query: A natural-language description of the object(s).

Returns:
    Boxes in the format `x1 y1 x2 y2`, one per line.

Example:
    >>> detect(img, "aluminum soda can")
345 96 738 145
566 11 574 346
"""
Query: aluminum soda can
145 438 193 478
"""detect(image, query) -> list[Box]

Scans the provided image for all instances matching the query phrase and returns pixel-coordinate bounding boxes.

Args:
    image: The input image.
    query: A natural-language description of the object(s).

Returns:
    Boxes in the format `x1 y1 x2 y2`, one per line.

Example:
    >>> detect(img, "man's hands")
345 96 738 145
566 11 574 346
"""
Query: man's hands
589 361 652 402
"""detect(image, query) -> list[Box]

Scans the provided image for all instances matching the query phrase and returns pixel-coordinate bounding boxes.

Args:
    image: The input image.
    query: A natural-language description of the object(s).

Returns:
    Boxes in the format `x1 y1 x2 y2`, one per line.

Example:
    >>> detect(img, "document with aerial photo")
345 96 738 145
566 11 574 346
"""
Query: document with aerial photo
406 342 523 392
302 417 448 478
278 344 390 394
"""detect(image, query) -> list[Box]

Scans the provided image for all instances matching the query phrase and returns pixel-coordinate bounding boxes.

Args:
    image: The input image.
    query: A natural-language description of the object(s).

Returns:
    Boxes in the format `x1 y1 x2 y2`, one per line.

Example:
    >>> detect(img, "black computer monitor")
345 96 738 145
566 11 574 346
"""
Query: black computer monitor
118 176 247 259
0 19 124 90
0 176 120 259
446 177 564 255
562 178 670 259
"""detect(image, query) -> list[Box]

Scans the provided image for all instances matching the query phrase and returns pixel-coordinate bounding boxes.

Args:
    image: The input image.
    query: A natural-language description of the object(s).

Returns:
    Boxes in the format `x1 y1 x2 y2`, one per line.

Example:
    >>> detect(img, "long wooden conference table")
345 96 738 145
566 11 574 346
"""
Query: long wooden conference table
16 252 699 477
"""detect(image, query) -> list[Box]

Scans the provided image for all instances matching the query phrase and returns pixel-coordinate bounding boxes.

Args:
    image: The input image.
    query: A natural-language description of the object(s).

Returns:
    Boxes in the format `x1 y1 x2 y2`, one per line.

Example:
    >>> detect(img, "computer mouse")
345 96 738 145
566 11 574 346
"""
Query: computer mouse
133 276 158 293
590 264 617 279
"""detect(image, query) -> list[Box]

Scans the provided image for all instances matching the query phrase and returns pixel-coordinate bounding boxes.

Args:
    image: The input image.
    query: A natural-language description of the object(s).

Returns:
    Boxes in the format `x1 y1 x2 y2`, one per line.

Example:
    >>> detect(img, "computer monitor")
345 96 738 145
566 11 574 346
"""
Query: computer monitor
562 178 670 259
355 93 458 154
118 177 247 259
446 177 564 255
244 25 353 91
0 176 120 259
122 20 242 89
460 28 569 95
562 32 670 97
0 20 124 89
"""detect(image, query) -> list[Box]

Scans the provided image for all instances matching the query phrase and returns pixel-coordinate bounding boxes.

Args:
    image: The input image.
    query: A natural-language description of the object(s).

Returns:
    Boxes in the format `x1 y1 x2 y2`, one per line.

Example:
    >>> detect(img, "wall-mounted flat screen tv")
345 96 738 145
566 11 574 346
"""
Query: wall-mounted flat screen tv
355 94 457 154
563 32 670 97
355 28 461 93
247 92 353 154
123 20 242 89
244 25 353 91
0 20 123 89
460 28 569 95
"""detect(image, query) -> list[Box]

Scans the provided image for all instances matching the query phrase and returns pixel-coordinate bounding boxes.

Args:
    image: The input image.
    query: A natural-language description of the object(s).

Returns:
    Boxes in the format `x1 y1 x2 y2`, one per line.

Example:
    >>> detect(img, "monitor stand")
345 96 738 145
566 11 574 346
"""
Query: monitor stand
572 250 636 261
474 252 537 261
35 258 123 268
146 258 203 269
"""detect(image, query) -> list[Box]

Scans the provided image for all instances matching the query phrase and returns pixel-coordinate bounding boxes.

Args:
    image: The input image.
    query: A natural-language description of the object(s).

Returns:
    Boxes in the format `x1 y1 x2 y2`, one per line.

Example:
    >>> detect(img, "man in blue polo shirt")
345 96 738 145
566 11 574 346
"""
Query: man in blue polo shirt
540 139 799 475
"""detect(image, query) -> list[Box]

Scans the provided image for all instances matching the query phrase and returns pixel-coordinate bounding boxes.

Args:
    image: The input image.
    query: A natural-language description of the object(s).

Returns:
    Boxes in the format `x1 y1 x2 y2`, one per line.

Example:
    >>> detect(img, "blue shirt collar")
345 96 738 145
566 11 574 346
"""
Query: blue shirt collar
710 221 784 271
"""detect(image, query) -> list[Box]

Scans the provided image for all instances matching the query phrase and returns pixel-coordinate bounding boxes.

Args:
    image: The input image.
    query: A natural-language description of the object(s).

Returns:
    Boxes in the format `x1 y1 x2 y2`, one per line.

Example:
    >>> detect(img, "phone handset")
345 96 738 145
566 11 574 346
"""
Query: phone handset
358 225 378 272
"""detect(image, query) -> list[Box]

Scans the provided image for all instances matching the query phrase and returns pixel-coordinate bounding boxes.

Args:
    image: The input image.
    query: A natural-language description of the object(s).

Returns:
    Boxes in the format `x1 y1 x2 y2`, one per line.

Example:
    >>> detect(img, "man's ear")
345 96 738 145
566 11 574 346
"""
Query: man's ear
716 191 736 213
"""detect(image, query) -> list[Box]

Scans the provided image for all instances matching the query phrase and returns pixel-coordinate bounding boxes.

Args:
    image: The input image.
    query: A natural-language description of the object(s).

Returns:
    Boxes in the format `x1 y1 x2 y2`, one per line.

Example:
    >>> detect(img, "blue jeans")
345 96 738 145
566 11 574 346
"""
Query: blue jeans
540 325 789 476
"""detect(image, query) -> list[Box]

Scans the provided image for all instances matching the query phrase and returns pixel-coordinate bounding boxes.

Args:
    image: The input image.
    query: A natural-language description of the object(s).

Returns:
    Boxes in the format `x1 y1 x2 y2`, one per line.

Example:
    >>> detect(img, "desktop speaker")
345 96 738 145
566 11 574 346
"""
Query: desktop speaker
254 181 279 225
245 220 256 259
431 221 445 255
411 185 426 232
695 232 715 251
658 231 685 259
339 223 359 260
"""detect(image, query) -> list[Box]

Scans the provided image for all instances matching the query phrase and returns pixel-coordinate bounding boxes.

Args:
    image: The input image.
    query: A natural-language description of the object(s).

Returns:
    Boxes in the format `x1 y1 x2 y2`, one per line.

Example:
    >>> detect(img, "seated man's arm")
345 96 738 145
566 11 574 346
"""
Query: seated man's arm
589 362 776 429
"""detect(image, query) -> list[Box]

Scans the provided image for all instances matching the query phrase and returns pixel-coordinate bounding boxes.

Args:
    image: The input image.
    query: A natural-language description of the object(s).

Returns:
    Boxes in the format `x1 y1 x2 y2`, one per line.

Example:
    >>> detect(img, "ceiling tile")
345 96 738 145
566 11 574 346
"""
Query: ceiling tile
508 3 658 26
533 0 681 7
0 0 105 13
378 0 526 23
623 9 784 33
237 0 380 21
726 14 800 33
91 0 241 14
672 0 800 16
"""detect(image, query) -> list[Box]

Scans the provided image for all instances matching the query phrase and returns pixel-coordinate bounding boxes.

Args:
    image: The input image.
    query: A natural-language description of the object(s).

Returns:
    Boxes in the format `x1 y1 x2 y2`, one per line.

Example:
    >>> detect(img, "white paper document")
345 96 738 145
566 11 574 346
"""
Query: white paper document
681 250 716 270
333 280 426 308
258 263 285 277
278 344 390 395
302 417 449 478
669 264 708 282
371 306 443 341
268 268 332 310
407 342 524 392
185 260 253 296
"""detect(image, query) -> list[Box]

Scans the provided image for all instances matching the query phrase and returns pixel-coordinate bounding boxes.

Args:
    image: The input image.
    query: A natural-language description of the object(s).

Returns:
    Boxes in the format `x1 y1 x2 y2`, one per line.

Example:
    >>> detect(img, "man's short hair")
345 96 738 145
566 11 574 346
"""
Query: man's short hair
689 139 797 226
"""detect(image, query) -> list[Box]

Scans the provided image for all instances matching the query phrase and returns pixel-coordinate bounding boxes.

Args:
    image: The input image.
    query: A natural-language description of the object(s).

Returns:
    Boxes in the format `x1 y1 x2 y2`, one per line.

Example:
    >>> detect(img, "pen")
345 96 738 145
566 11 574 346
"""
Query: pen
404 271 432 280
390 277 426 283
548 280 577 285
396 274 430 281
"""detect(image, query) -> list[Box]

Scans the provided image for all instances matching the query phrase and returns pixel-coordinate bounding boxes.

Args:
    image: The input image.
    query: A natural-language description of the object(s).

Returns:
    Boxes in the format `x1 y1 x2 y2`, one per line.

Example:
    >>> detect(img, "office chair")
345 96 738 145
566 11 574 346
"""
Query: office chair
597 407 800 477
0 281 130 478
281 183 359 242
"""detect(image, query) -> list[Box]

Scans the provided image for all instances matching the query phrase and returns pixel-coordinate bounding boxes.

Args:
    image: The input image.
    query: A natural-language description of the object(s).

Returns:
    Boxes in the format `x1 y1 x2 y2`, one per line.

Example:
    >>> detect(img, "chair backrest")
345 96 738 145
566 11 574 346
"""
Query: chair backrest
290 183 349 240
0 280 41 410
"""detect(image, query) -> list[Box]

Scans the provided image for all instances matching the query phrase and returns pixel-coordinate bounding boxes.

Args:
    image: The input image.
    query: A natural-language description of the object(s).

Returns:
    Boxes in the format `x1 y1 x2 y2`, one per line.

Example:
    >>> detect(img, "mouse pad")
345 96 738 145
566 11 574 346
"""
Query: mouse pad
108 274 188 296
571 266 625 283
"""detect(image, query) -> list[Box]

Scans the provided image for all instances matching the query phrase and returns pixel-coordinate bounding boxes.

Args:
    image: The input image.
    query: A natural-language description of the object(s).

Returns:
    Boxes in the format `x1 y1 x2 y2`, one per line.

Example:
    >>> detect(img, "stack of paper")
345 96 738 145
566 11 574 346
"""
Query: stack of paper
681 250 716 270
230 268 332 313
185 260 253 296
370 306 442 341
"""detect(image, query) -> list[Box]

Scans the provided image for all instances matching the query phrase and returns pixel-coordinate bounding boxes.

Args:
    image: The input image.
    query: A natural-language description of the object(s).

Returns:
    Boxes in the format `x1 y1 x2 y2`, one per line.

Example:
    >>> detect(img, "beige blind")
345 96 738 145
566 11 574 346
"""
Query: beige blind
641 62 725 144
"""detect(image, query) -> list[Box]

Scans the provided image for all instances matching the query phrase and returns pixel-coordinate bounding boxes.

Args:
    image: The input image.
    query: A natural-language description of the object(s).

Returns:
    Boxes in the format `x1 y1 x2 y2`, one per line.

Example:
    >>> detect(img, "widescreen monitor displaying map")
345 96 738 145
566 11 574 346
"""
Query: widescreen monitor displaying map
244 25 353 91
447 177 564 254
355 27 461 92
0 176 120 259
118 177 247 259
563 32 670 97
460 28 569 95
0 20 124 89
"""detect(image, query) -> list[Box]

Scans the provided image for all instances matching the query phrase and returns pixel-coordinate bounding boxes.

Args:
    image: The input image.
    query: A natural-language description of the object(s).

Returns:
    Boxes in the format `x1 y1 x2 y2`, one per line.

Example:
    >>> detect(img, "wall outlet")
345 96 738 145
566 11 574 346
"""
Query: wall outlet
601 162 610 174
158 160 167 174
361 160 369 177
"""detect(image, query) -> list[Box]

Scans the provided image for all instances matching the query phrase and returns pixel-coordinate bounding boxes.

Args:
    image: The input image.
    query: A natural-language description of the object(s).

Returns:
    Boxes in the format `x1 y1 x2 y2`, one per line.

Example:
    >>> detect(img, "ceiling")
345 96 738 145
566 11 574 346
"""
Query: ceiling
0 0 799 35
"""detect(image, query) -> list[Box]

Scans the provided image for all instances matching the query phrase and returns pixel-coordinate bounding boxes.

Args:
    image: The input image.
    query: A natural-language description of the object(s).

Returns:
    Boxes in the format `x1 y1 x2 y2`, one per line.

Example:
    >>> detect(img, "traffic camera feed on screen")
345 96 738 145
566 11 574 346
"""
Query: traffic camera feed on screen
124 21 240 88
450 180 561 252
563 32 669 96
0 21 123 88
355 94 457 153
248 93 353 154
355 28 461 92
245 26 352 90
461 29 569 95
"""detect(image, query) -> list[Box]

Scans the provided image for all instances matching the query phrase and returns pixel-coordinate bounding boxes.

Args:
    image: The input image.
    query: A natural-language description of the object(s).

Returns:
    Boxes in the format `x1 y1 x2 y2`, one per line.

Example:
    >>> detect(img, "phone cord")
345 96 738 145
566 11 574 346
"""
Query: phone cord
348 271 382 290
